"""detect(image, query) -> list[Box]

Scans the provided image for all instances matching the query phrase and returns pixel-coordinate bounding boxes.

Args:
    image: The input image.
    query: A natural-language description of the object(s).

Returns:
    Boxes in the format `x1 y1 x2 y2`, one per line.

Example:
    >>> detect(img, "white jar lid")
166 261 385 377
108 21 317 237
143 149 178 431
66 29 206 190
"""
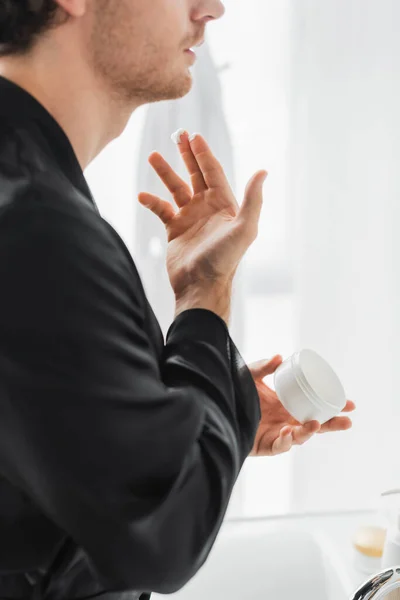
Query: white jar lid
293 349 346 409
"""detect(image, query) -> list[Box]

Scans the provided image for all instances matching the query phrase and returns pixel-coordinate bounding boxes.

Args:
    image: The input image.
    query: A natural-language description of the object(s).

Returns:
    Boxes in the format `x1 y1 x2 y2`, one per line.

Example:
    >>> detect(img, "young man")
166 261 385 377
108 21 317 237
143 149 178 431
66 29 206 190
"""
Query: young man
0 1 355 599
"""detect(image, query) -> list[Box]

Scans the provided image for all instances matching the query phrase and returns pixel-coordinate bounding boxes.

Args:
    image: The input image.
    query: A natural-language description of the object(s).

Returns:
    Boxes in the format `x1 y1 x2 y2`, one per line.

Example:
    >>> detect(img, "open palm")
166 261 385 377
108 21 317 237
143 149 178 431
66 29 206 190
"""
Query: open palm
248 355 356 457
138 130 267 295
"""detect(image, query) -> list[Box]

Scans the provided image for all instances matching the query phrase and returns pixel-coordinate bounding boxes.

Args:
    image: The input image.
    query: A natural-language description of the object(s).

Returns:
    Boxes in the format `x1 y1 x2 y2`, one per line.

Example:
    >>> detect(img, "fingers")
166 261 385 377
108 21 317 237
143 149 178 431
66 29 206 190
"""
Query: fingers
269 411 353 456
317 400 355 433
148 152 193 209
171 129 208 194
248 355 283 380
174 130 234 193
292 420 321 445
238 170 268 234
318 416 353 434
272 426 293 455
342 400 356 412
138 192 176 225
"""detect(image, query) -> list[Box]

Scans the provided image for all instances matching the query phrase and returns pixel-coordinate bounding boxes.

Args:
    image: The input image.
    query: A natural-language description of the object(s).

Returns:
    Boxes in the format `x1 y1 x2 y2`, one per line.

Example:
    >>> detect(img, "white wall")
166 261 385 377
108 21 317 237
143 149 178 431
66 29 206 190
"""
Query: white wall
288 0 400 511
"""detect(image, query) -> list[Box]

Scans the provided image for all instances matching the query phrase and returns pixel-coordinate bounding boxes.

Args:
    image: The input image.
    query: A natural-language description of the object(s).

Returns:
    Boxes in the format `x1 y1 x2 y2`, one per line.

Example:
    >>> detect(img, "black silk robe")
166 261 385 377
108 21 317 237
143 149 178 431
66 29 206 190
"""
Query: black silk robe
0 75 260 600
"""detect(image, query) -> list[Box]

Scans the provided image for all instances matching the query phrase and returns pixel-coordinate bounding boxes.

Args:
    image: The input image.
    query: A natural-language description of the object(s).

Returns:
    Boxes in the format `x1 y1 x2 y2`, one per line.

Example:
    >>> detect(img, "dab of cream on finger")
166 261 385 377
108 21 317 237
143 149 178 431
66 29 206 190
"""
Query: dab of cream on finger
170 129 187 144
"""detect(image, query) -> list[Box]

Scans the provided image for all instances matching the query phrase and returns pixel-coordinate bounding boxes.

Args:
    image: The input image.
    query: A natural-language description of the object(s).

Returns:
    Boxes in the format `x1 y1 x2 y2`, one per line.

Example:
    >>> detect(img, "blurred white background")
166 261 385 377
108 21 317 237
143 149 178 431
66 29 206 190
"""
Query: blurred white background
84 0 400 519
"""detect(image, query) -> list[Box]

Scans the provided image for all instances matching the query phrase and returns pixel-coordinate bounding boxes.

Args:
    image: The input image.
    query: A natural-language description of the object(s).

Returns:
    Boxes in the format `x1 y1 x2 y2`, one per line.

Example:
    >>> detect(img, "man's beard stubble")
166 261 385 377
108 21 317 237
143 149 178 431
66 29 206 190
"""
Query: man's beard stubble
89 9 193 107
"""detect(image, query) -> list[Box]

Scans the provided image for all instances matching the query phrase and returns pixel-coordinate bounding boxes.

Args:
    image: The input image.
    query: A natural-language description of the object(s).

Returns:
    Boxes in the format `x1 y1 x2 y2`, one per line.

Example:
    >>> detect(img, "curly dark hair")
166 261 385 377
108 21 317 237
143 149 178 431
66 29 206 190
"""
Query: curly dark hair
0 0 68 56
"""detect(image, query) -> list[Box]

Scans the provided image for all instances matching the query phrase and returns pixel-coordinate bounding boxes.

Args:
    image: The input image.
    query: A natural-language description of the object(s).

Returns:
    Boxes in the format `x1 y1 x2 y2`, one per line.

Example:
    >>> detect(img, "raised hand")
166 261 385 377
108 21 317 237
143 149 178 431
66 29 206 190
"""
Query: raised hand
138 130 268 298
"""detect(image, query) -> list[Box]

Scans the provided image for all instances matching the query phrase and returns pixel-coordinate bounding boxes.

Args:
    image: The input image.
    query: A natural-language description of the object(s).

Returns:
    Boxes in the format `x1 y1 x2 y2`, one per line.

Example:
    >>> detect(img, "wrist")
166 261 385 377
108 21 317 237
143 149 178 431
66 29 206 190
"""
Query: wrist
175 282 232 326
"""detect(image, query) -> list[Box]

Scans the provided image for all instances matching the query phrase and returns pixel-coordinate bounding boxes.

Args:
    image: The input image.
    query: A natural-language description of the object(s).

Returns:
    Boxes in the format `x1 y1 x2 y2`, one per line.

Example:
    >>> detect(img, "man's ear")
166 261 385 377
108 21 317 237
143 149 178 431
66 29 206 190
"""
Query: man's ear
55 0 87 18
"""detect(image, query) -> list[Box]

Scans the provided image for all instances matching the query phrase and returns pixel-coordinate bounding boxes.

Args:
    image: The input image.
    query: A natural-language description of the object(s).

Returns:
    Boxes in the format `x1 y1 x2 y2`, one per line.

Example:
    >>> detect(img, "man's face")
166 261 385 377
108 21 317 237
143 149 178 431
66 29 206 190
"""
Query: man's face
87 0 225 105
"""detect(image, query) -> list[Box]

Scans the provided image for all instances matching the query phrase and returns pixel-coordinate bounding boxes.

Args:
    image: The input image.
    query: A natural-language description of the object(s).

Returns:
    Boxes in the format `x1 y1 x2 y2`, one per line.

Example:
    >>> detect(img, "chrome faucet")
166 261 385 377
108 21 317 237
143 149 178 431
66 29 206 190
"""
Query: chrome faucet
350 566 400 598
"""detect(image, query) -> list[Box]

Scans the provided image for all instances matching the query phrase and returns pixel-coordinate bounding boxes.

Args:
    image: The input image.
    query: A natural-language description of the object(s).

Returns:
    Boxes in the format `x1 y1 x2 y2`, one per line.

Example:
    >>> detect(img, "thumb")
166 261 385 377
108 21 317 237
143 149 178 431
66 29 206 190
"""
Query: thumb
138 192 176 225
238 170 268 228
248 355 283 380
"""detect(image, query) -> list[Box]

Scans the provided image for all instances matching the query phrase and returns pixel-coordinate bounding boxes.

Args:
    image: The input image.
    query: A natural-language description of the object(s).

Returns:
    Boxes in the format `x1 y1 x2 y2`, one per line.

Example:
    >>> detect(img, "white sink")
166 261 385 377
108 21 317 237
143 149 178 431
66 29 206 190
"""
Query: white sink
153 522 351 600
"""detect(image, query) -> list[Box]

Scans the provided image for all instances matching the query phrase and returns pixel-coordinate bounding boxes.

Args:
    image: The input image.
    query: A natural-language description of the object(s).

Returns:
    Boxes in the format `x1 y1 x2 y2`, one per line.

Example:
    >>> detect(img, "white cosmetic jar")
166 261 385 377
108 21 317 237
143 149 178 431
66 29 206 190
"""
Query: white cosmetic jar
273 349 346 425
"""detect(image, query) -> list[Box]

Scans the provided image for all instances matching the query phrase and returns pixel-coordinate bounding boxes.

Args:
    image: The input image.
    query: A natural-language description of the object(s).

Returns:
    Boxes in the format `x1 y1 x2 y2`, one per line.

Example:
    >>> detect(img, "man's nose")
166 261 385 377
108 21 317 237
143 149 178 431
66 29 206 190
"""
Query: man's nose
195 0 225 23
